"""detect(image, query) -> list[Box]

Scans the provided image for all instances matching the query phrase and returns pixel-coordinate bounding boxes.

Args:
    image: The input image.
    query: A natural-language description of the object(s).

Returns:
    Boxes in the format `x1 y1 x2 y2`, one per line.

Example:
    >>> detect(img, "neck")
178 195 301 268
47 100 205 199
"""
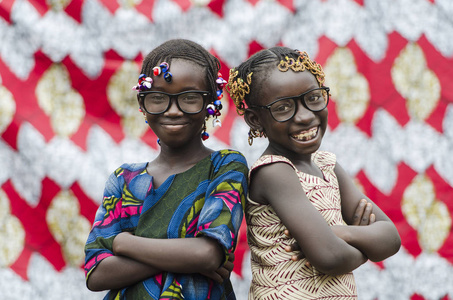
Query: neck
156 139 212 168
263 144 313 164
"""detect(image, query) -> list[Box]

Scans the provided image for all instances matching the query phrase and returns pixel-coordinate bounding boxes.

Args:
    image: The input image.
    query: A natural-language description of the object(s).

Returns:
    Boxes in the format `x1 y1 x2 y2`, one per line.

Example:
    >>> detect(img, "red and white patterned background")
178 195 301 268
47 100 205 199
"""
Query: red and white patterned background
0 0 452 299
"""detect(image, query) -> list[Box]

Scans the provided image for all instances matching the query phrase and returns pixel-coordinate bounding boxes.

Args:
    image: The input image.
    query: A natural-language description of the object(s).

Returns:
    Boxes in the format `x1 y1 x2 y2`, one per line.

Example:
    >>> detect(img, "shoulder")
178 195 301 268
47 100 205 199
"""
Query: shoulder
107 162 148 184
210 149 248 167
250 155 300 186
112 162 148 176
250 155 296 175
313 150 336 168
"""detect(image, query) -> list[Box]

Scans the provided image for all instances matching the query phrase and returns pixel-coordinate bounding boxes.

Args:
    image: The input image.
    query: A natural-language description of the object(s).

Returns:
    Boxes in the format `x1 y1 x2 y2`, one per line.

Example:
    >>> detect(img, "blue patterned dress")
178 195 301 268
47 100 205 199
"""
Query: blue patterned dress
84 150 248 300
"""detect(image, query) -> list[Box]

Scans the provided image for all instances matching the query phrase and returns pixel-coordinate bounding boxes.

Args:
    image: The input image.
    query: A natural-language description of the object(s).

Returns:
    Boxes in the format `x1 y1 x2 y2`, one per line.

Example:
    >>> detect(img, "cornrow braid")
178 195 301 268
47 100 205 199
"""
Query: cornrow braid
140 39 220 102
226 47 326 116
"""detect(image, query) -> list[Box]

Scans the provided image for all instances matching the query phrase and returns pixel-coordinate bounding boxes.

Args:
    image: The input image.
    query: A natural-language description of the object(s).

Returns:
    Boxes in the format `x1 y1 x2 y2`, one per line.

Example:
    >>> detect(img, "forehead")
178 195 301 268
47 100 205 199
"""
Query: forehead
151 59 208 92
257 68 319 105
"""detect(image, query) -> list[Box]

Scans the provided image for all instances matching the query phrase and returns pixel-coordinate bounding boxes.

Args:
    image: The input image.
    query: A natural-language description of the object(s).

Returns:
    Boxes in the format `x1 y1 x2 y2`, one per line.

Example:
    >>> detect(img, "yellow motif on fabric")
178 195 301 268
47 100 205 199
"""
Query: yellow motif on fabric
36 63 85 137
0 189 25 267
122 183 143 206
108 61 148 138
0 76 15 134
392 43 440 121
402 174 451 252
103 195 121 217
46 190 92 266
161 279 184 299
324 47 370 124
181 197 205 238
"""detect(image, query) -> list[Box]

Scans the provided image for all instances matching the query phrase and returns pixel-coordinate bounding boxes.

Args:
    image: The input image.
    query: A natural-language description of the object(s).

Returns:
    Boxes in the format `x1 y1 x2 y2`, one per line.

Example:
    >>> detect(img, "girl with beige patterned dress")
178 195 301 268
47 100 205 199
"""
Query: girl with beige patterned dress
227 47 401 299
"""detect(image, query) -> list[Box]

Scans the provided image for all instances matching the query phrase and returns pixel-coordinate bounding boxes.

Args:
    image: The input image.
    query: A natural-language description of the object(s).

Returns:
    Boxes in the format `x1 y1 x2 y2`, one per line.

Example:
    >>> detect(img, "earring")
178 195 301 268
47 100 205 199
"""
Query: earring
248 128 265 146
201 122 209 141
139 108 148 123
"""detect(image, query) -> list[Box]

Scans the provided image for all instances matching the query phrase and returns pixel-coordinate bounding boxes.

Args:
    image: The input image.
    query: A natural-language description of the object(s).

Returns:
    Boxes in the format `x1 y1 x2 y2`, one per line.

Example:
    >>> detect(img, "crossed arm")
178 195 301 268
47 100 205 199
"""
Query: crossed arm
249 162 401 276
283 163 401 265
87 235 234 291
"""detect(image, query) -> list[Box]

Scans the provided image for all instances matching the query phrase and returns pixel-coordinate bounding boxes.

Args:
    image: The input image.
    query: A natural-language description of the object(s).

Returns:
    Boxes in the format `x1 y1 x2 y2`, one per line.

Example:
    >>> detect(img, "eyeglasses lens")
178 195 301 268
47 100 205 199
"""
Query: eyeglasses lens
304 89 328 112
143 92 205 114
269 88 328 122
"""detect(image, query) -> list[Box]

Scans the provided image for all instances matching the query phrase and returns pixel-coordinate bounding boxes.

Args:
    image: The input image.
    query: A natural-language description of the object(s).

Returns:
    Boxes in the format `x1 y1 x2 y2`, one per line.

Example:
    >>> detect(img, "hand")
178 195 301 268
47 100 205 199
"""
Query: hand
283 230 311 266
351 199 376 226
200 253 235 283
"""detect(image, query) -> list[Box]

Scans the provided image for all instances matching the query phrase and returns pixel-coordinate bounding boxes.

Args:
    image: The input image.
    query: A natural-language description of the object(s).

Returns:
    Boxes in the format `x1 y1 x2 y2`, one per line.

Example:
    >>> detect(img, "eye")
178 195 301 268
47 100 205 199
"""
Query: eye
148 93 166 102
271 99 294 113
305 91 324 104
179 93 203 103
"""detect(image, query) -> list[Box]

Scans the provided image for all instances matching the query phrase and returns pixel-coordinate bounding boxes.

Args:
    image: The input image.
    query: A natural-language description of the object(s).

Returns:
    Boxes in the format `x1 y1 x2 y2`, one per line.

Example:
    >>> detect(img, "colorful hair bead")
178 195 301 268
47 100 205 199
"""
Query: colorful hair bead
160 62 169 73
164 72 172 82
133 74 153 91
201 131 209 140
213 119 222 127
153 67 161 76
206 104 215 115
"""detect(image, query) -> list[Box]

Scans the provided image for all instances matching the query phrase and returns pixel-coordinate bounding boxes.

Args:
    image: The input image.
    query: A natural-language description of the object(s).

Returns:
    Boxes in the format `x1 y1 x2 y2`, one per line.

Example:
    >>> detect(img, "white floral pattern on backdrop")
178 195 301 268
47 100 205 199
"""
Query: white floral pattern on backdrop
0 0 452 299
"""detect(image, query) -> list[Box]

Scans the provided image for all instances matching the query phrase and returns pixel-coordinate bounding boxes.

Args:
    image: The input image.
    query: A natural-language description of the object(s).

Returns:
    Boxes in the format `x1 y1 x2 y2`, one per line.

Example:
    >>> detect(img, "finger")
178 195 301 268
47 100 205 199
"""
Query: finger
223 260 234 273
228 252 235 263
284 229 291 237
352 199 367 225
360 203 373 225
284 243 301 252
216 267 230 281
369 213 376 224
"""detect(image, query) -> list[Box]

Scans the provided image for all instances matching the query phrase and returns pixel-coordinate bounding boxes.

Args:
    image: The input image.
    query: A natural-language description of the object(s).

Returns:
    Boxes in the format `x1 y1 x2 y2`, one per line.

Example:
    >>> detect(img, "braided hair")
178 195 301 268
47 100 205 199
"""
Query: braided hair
140 39 221 102
227 47 326 115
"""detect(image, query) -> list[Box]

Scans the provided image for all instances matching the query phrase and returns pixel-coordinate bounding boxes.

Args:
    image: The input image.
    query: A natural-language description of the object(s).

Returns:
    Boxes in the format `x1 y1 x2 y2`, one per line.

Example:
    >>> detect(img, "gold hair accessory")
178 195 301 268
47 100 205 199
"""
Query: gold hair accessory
226 69 253 116
278 51 326 86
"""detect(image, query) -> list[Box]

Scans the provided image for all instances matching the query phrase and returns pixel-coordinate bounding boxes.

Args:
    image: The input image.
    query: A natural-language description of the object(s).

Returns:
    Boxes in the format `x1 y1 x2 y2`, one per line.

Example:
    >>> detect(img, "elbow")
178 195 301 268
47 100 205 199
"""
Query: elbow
369 233 402 262
195 239 224 272
86 275 104 292
310 249 363 276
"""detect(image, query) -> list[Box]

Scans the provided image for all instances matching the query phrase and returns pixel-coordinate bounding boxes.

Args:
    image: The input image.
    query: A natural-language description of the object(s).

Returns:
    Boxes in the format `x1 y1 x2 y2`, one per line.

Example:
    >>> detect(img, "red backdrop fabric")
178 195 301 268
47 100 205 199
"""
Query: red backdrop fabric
0 0 452 299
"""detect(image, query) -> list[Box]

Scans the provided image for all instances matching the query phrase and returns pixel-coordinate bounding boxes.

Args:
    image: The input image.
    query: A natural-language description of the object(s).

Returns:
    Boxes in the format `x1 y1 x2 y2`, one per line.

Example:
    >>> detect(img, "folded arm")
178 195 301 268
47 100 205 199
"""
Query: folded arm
334 163 401 262
250 162 367 276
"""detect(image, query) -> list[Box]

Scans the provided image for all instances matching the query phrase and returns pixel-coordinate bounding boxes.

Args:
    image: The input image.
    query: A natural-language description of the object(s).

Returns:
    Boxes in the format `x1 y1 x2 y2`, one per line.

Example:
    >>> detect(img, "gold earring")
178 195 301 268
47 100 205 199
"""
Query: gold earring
248 129 264 146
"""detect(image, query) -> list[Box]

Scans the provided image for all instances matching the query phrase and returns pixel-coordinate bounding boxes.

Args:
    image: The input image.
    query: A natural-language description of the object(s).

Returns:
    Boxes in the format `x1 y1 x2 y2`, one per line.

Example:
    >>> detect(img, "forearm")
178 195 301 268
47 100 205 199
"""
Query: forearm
310 237 368 276
87 255 161 291
333 222 401 262
114 233 224 274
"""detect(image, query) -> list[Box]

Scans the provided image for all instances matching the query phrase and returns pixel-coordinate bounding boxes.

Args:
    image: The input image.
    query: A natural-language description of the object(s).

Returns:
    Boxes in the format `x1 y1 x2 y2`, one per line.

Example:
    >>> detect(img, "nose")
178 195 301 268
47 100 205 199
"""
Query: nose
293 100 315 123
165 97 183 116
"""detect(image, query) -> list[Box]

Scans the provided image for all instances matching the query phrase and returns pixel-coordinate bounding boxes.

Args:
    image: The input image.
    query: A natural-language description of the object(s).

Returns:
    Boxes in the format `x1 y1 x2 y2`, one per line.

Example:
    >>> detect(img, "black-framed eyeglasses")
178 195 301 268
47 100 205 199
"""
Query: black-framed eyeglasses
138 91 210 115
249 87 330 122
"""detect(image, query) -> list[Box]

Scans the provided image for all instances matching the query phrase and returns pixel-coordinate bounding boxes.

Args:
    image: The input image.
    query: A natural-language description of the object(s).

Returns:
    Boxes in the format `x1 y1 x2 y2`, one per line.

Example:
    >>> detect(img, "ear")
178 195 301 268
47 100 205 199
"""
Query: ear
244 109 263 132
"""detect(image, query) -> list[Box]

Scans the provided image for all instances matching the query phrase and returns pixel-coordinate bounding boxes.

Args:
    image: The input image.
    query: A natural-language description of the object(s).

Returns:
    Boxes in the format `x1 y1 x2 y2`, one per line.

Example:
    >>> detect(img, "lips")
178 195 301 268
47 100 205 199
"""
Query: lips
291 127 318 141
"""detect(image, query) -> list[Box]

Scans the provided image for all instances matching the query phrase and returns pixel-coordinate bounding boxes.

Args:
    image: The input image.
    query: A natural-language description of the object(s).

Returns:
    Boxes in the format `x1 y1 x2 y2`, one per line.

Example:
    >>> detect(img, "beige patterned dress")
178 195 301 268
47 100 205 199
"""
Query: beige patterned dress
246 151 357 299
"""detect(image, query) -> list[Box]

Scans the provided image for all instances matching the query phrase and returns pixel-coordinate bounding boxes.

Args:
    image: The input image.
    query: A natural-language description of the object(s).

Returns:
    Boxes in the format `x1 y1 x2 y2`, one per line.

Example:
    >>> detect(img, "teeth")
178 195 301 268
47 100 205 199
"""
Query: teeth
292 127 318 141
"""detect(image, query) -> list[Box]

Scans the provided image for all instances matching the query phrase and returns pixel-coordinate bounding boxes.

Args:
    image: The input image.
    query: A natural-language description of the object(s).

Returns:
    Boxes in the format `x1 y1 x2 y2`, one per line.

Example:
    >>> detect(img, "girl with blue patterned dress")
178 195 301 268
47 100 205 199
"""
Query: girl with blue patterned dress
84 39 248 300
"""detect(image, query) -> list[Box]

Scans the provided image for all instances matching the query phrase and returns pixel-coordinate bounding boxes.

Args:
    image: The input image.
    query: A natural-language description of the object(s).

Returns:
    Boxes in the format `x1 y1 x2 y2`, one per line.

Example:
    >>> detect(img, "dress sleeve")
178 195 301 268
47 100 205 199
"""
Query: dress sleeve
83 166 125 280
195 150 249 261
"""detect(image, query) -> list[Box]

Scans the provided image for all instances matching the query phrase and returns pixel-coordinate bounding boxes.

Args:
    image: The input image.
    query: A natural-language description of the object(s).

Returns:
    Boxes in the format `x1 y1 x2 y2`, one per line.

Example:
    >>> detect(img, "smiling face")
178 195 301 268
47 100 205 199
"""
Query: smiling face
245 68 328 159
140 59 209 148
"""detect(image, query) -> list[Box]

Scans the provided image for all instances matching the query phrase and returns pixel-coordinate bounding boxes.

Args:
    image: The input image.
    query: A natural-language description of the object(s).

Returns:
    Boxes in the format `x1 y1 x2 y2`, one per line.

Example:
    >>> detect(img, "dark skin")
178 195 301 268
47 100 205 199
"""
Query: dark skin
244 68 401 275
87 60 235 292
